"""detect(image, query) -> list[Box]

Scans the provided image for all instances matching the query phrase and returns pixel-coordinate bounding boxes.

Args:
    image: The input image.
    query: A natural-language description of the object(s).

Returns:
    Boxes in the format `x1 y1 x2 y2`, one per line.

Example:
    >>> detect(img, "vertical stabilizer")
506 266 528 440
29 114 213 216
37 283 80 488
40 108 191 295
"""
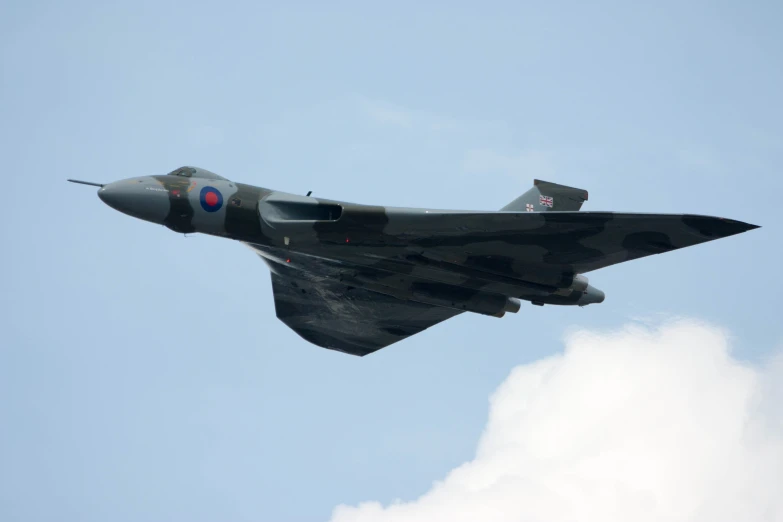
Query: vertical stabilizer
501 179 588 212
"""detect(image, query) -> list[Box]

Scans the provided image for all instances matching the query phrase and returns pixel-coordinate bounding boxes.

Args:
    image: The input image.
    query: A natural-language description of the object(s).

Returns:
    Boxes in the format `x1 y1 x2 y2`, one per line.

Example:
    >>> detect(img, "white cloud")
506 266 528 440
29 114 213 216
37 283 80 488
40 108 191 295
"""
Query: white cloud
331 320 783 522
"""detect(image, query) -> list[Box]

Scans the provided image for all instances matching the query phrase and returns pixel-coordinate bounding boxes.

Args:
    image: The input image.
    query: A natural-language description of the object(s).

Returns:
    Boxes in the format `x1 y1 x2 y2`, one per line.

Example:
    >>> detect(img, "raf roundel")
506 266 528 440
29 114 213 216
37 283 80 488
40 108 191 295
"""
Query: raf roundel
200 186 223 212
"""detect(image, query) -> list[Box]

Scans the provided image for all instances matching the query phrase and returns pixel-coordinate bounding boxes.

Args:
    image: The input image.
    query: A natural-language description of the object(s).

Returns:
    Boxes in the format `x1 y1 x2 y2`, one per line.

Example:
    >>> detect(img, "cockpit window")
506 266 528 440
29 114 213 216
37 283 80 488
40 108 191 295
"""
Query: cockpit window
168 167 196 178
165 166 229 181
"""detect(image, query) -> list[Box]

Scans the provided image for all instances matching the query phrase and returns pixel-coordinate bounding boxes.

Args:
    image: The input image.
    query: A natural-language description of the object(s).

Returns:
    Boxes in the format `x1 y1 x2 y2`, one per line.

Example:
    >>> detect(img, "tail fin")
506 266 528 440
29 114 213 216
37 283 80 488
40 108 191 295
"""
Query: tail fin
501 179 588 212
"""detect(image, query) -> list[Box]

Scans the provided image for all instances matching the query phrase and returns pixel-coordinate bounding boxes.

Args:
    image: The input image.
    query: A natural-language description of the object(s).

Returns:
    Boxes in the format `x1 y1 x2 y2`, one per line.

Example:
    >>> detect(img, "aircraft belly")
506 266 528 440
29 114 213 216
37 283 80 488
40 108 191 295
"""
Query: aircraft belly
249 244 522 316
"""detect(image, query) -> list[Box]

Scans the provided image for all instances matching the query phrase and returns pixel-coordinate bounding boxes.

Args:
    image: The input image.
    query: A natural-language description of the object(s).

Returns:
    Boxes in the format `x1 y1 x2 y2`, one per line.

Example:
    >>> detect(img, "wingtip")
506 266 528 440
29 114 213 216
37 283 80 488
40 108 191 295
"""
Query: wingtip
721 218 760 232
683 215 760 238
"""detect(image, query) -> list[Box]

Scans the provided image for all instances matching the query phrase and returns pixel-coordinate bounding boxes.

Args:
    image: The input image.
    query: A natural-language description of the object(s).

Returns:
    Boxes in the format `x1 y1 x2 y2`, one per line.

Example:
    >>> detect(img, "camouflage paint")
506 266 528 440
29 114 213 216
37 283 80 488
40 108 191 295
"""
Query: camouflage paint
87 166 759 356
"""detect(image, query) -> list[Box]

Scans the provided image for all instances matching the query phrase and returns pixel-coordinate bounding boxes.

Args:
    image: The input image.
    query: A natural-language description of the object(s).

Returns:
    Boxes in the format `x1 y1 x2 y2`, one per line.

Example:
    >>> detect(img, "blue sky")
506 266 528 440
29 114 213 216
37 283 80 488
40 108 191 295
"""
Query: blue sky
1 2 781 521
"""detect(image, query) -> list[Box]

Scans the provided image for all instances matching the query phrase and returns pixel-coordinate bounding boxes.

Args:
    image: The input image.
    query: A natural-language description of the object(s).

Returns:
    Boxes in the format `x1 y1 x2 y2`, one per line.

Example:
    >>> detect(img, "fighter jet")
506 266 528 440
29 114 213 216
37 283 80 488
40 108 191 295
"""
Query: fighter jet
69 166 758 356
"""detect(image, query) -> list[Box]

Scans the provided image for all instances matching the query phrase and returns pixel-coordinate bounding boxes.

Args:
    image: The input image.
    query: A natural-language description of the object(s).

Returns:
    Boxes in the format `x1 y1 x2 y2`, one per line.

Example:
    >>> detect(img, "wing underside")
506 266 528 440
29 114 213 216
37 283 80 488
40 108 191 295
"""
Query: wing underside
254 210 757 356
269 263 462 356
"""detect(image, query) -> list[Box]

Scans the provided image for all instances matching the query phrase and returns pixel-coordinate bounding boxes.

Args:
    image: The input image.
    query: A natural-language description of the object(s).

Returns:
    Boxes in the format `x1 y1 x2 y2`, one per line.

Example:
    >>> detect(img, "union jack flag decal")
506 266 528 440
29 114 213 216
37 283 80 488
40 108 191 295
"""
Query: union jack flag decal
539 195 553 207
525 203 534 212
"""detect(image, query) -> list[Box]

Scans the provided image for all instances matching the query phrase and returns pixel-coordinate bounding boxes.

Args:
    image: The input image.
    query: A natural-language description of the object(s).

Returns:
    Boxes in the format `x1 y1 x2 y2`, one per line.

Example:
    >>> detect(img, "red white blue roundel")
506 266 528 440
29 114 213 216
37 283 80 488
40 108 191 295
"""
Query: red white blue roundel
200 186 223 212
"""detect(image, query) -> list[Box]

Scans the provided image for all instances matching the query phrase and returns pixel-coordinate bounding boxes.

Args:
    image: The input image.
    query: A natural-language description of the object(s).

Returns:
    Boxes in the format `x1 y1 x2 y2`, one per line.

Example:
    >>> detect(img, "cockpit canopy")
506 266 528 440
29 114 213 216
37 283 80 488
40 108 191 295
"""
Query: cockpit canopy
167 166 229 181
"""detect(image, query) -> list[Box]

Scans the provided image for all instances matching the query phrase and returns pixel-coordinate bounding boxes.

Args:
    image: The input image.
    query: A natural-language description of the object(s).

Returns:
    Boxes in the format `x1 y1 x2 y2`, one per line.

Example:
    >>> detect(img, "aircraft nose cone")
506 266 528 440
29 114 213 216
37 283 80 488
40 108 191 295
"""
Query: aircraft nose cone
97 183 121 208
98 179 170 224
98 182 140 213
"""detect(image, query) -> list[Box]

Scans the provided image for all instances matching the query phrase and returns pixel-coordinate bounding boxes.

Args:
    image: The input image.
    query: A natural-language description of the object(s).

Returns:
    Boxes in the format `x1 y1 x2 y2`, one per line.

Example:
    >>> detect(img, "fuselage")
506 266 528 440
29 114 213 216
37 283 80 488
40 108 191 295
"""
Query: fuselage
97 168 271 241
94 166 606 315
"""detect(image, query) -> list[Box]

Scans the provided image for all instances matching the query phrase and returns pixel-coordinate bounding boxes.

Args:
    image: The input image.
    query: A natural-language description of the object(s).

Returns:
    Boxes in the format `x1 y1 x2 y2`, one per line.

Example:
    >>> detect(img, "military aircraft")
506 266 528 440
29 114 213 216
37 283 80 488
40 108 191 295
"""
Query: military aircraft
69 166 758 356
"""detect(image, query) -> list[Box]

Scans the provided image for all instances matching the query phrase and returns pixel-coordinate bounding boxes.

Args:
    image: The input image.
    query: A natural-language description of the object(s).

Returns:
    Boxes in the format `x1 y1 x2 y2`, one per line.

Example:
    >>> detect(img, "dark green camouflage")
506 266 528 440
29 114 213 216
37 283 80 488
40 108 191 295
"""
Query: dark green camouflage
71 166 759 356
